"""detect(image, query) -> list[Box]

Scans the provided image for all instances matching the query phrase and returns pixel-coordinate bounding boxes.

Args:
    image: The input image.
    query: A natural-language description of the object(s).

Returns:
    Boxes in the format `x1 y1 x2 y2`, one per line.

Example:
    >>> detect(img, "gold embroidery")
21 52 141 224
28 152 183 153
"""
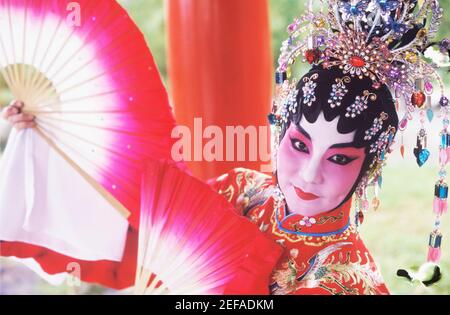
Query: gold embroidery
316 211 344 225
236 170 272 215
271 242 351 295
271 246 385 295
319 252 385 295
236 171 244 189
218 185 234 203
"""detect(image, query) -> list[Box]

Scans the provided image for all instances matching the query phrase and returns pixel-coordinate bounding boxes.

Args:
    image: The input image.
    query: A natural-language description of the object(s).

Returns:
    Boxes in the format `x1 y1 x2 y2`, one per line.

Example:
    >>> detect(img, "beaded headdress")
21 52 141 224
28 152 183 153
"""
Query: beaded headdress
269 0 449 280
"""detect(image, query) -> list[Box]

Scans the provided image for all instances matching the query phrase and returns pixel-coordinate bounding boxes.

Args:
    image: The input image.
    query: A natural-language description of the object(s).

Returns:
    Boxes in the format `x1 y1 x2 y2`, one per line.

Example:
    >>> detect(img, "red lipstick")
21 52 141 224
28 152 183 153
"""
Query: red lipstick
294 186 319 201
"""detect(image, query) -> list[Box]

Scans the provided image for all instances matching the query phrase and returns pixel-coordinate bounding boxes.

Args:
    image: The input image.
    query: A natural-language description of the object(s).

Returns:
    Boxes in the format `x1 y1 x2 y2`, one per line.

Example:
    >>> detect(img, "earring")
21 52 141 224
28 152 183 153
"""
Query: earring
413 128 430 167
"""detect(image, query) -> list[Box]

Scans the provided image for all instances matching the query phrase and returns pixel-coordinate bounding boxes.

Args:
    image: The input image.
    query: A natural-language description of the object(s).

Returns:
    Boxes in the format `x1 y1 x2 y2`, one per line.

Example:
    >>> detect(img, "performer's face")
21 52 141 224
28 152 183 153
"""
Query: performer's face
277 112 366 216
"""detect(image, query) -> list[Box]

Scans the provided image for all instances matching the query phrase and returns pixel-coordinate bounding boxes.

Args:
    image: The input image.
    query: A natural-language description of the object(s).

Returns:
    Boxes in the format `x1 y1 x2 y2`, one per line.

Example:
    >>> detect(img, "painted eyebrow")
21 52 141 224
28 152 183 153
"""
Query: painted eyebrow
329 142 359 149
294 125 311 140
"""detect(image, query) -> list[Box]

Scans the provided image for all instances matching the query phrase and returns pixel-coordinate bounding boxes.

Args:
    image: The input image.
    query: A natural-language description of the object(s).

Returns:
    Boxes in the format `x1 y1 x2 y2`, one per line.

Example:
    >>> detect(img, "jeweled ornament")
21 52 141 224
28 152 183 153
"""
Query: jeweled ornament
414 145 430 167
305 49 321 64
412 91 426 107
350 56 366 68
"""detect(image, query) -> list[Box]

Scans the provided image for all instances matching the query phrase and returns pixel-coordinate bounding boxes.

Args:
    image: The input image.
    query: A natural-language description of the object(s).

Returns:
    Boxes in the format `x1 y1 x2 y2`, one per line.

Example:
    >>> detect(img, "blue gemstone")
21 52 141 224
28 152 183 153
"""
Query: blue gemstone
418 149 430 167
427 109 434 122
378 176 383 188
275 72 287 84
442 134 448 147
435 184 448 198
268 114 277 125
440 185 448 199
429 233 442 247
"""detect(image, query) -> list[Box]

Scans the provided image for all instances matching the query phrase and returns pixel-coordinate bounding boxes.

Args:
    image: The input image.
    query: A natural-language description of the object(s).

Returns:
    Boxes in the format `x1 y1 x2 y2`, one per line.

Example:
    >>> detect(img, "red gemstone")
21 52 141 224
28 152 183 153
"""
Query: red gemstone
349 56 366 68
358 211 364 224
305 49 320 64
411 91 426 108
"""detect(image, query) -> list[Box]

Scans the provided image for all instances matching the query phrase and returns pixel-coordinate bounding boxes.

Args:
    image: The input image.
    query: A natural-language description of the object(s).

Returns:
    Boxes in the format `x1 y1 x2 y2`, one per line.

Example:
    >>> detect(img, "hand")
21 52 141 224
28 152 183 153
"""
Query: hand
1 101 36 131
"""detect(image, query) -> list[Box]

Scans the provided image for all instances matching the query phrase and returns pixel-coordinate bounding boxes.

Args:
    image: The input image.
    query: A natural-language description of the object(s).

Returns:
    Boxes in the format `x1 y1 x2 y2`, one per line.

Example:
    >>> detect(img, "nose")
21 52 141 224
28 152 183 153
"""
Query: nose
300 156 324 185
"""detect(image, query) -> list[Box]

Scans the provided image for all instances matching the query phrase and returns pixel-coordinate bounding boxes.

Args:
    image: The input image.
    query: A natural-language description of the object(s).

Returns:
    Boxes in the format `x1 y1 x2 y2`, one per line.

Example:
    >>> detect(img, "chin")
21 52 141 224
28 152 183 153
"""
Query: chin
286 191 347 217
284 191 328 216
287 201 327 217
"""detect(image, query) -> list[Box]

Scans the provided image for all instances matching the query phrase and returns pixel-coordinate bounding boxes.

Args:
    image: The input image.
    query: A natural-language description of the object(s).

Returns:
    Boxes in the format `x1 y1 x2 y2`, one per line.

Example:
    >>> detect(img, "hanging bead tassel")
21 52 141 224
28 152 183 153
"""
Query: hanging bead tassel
425 95 450 266
356 210 364 226
427 231 442 263
433 182 448 216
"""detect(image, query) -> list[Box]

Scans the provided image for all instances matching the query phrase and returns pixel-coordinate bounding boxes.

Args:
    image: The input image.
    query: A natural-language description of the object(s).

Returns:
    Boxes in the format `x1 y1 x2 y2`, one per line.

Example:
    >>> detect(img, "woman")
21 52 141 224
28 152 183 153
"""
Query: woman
208 65 397 295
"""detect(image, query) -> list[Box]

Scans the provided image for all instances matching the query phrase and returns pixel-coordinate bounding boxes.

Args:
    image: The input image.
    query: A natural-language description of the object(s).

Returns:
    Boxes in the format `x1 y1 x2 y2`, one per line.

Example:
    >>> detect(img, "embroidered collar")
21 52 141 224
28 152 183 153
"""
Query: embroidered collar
274 195 352 237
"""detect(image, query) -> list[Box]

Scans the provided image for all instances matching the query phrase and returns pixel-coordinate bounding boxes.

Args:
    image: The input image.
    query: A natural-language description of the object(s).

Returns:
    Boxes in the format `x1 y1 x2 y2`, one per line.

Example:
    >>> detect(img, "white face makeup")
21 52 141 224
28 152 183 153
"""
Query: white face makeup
277 112 366 217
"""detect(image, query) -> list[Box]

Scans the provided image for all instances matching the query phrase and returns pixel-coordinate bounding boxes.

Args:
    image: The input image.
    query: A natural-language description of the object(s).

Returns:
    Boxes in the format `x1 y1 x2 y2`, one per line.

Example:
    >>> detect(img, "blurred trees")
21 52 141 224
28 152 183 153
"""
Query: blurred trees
119 0 450 82
1 0 449 93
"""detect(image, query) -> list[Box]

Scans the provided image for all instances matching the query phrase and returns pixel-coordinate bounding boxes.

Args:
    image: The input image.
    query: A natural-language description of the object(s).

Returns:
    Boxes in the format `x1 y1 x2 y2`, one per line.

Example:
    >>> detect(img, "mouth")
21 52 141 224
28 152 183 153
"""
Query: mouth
293 186 319 201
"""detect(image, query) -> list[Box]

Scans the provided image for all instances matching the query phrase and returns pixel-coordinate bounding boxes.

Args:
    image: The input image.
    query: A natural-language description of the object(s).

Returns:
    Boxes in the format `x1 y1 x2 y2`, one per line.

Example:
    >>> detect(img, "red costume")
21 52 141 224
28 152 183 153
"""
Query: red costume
208 168 389 295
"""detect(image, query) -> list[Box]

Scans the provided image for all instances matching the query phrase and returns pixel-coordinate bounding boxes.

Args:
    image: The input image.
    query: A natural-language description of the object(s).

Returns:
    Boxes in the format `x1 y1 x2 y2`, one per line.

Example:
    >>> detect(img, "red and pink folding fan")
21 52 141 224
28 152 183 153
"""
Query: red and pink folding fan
134 160 283 295
0 0 179 228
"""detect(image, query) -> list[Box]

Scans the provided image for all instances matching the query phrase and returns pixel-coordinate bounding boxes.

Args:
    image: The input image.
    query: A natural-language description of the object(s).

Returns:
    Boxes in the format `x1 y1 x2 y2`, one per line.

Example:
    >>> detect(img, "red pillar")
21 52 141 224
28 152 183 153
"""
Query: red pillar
167 0 273 180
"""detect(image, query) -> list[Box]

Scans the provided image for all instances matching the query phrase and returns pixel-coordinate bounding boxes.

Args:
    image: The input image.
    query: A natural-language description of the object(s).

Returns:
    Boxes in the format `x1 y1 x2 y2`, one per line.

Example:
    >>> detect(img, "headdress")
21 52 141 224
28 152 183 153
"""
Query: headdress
269 0 449 282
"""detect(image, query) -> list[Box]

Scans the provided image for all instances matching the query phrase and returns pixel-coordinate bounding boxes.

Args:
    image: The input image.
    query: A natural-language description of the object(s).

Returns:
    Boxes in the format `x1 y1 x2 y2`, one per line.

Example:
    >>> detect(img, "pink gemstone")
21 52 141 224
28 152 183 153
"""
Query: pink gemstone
425 82 433 94
399 118 408 131
363 200 369 210
440 149 448 165
372 82 381 89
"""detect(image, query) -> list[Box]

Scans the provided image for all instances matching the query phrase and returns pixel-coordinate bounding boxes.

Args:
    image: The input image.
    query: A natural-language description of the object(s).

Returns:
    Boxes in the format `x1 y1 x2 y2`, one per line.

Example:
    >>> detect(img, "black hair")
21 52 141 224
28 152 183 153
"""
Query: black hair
278 65 399 208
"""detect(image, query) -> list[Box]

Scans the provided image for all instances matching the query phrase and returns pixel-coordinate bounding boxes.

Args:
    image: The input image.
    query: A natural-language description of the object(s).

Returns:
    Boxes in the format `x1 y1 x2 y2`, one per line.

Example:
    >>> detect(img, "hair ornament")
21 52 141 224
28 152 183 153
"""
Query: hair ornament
328 76 352 108
345 90 378 118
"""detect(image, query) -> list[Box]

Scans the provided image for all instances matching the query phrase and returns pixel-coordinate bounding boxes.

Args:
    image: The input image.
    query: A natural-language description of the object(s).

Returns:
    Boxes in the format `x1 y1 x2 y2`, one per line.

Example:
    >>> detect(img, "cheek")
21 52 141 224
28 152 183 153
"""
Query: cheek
277 136 308 178
321 158 365 197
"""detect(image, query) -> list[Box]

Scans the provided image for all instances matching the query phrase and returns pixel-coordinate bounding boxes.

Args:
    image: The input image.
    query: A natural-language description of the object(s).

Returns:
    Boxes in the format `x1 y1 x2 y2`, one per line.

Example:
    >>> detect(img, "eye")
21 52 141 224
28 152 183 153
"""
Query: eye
290 138 309 153
327 154 356 166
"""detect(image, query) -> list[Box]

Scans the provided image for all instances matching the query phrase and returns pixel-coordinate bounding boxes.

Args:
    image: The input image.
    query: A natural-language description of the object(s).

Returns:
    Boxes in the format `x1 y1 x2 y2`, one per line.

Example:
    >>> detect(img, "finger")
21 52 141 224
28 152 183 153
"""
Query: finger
10 100 25 109
14 121 37 131
2 106 20 120
8 113 36 124
2 106 19 120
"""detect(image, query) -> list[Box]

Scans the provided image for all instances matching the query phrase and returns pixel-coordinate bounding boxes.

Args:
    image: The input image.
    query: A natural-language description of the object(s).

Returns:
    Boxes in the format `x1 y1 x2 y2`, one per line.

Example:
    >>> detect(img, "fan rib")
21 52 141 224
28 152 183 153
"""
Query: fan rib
35 120 141 189
34 126 131 219
42 27 133 96
34 118 144 175
35 123 141 207
24 0 46 99
26 8 64 106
